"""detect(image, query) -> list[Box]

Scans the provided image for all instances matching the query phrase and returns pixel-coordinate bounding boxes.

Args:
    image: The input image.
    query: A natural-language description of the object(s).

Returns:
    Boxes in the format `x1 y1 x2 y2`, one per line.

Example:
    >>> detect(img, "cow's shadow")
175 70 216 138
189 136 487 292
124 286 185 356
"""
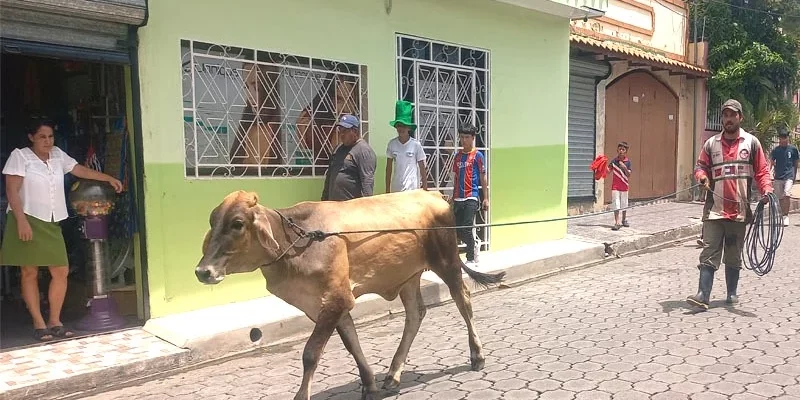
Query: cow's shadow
310 364 472 399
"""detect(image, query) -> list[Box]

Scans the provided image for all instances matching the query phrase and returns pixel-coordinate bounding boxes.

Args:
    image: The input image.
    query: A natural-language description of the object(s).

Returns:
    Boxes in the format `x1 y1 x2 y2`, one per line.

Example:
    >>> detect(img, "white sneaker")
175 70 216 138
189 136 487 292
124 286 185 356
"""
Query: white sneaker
783 216 790 227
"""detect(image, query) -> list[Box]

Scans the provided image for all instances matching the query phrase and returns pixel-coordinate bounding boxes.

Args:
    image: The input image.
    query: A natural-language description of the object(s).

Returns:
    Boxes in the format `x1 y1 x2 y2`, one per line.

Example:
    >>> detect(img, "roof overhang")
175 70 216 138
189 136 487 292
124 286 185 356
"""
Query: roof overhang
492 0 607 20
570 34 710 79
0 0 147 25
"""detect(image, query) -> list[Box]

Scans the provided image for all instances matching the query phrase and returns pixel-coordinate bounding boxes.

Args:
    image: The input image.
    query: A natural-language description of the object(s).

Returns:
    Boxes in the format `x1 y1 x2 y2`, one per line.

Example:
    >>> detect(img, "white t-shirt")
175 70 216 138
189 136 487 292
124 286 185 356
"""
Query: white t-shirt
2 147 78 222
386 137 426 192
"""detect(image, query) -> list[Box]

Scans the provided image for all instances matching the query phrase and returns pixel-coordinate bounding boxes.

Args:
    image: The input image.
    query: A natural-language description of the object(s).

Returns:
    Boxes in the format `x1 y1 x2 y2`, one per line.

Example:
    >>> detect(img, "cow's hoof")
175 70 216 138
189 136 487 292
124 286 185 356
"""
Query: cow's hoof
382 377 401 391
471 357 485 371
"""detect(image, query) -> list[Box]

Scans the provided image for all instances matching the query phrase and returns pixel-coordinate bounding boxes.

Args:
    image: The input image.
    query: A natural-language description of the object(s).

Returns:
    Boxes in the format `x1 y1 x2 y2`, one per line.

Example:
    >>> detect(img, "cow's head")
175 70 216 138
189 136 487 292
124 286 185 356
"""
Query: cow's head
194 191 280 284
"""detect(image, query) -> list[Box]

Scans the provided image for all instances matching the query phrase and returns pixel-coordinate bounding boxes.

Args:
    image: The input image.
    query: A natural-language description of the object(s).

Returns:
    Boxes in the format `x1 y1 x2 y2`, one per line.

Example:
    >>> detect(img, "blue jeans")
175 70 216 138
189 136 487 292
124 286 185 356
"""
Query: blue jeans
453 199 479 261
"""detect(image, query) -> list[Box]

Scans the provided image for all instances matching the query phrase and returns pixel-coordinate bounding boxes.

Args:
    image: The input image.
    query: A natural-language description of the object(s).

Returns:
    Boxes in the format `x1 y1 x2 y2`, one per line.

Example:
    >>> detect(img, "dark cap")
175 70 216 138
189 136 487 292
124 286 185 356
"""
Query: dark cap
336 114 360 129
778 131 790 138
721 99 743 115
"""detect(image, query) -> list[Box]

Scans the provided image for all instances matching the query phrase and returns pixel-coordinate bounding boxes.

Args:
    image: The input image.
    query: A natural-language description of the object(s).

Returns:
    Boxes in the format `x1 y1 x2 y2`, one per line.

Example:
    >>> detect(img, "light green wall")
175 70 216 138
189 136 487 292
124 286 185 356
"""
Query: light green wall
137 0 570 318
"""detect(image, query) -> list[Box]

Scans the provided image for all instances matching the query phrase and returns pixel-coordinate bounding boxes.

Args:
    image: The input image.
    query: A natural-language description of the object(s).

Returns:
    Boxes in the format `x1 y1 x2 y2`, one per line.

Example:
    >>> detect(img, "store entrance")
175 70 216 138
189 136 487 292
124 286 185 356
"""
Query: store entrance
0 53 141 350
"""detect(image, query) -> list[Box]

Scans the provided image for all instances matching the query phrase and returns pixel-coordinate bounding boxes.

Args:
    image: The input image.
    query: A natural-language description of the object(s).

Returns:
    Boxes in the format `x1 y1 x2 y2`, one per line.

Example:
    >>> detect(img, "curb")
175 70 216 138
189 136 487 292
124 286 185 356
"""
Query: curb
10 222 714 400
610 223 703 257
7 349 191 400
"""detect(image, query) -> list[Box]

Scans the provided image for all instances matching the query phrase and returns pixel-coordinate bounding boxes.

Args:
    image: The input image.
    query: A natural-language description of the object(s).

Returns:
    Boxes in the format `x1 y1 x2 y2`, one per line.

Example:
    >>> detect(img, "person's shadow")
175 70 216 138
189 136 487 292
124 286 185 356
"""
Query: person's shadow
659 299 757 317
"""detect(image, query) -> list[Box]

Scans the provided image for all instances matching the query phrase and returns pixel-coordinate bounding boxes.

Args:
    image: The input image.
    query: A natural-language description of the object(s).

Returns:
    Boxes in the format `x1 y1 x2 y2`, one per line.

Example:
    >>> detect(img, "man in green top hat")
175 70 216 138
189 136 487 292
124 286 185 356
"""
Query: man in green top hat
385 100 428 193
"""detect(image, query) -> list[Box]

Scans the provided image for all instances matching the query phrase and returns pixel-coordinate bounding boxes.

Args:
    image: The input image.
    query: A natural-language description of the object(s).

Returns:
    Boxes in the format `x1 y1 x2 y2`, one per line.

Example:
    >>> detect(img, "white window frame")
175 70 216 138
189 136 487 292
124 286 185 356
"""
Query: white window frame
181 39 369 179
395 33 492 252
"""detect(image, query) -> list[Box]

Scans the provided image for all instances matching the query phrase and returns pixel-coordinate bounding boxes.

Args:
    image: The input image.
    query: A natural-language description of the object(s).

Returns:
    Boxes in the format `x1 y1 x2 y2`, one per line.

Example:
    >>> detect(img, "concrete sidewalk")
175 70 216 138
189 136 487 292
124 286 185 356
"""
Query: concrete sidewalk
0 200 779 400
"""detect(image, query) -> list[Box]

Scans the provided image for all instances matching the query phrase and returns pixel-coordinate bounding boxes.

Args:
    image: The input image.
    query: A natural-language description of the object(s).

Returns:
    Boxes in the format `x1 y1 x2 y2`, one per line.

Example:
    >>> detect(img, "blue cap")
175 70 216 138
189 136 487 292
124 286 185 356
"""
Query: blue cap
337 114 360 129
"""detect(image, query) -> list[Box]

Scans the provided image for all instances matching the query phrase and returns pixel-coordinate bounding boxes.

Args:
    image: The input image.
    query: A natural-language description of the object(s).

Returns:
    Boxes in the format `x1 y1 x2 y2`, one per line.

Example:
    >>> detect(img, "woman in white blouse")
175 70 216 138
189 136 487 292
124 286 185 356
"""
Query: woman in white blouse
1 119 123 342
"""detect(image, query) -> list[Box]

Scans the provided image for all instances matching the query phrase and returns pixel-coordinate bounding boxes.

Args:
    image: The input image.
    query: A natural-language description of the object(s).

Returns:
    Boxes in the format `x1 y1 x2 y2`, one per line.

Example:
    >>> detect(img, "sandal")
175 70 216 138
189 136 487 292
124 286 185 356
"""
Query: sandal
49 325 75 338
34 328 54 342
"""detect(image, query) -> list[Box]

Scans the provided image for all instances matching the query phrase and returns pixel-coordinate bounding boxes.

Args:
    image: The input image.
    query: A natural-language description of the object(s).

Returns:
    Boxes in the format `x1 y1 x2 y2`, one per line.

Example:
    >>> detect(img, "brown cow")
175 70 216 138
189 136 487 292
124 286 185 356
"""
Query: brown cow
194 189 505 400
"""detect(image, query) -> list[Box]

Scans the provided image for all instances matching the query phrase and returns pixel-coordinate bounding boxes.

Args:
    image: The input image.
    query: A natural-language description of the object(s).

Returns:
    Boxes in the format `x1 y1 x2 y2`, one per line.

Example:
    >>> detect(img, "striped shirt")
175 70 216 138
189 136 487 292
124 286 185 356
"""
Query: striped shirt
609 157 632 192
452 149 486 200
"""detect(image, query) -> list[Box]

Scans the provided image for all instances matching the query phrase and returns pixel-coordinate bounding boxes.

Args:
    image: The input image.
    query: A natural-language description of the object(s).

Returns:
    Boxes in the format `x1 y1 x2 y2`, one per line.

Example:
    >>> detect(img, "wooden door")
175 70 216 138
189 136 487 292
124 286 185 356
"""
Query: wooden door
604 71 679 203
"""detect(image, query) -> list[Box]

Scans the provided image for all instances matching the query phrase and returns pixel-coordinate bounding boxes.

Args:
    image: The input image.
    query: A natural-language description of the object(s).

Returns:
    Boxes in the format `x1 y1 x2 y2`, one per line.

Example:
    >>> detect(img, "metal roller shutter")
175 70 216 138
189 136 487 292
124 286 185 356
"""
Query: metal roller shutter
0 0 146 63
568 57 609 199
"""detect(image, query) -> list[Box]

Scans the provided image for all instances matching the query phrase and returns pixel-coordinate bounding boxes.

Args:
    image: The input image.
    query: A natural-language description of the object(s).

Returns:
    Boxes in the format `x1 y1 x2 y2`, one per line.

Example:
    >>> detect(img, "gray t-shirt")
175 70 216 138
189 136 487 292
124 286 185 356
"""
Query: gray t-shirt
322 139 377 201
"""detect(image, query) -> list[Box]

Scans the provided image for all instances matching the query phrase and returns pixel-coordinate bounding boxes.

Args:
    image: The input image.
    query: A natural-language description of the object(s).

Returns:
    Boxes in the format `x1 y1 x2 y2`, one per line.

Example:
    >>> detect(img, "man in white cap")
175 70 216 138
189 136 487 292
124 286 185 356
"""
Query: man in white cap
321 114 377 201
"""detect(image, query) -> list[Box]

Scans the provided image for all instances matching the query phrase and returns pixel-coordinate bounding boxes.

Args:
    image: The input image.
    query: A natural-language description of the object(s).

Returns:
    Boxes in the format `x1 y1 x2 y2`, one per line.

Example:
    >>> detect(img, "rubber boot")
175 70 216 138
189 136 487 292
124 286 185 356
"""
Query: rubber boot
687 266 715 310
725 267 740 305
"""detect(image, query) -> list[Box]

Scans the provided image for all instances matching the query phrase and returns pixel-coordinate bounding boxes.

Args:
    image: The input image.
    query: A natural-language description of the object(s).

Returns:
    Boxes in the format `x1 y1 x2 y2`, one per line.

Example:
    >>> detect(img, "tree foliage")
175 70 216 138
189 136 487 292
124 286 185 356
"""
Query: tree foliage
690 0 800 143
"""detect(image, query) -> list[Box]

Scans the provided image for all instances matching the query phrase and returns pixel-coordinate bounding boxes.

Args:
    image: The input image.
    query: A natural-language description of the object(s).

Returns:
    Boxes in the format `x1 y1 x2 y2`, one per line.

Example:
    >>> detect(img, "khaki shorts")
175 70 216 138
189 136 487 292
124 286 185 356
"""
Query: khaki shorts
773 179 793 199
612 190 629 211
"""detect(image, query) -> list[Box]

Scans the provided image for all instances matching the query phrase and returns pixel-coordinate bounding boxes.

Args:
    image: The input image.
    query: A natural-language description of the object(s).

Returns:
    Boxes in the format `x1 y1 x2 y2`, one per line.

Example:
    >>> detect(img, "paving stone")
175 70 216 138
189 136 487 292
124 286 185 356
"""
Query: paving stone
71 225 800 400
651 392 690 400
503 389 541 400
746 382 785 398
575 390 612 400
707 380 746 395
539 389 576 400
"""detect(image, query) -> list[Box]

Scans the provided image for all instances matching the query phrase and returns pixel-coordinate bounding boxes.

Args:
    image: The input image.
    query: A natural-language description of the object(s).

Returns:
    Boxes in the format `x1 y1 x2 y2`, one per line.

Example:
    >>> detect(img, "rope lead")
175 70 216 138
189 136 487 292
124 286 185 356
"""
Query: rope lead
742 192 784 276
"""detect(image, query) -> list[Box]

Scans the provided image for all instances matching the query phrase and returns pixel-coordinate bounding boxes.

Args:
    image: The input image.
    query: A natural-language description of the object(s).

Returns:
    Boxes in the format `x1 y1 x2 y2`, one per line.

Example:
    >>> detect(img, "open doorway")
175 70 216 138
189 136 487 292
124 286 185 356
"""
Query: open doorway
0 54 141 350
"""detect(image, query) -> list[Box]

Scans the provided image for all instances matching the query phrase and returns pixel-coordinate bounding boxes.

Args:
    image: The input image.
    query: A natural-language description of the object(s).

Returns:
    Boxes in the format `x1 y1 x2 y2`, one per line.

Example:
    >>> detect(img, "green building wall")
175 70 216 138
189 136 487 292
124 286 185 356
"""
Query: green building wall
136 0 571 318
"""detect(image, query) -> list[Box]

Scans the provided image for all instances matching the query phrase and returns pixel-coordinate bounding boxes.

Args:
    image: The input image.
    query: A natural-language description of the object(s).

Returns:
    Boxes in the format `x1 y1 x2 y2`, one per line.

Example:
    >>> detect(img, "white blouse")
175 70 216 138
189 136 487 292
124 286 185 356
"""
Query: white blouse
2 147 78 223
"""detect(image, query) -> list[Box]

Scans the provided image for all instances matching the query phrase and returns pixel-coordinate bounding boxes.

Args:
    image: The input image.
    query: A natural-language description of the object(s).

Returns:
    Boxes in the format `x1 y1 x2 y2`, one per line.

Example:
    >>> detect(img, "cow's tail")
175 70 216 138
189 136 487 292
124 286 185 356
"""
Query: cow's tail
460 262 505 289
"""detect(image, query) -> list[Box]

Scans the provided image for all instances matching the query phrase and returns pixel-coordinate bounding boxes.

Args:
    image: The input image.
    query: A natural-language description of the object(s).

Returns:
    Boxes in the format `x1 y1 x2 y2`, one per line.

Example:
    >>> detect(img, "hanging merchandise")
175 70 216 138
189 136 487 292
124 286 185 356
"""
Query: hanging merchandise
84 140 103 171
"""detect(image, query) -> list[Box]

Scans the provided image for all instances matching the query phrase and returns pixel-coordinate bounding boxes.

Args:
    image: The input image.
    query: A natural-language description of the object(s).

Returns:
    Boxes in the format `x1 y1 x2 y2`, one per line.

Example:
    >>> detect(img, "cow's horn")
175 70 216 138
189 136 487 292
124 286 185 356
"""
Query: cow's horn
246 192 260 207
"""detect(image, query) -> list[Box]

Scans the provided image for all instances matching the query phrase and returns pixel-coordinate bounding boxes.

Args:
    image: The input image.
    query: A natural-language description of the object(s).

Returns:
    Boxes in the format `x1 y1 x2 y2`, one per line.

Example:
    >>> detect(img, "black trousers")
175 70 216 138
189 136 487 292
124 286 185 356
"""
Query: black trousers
453 199 480 261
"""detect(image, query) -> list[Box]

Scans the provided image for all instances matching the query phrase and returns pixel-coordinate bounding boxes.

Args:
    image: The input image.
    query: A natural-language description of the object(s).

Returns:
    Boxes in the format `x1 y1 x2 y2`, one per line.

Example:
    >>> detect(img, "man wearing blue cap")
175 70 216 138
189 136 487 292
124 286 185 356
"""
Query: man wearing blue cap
321 114 377 201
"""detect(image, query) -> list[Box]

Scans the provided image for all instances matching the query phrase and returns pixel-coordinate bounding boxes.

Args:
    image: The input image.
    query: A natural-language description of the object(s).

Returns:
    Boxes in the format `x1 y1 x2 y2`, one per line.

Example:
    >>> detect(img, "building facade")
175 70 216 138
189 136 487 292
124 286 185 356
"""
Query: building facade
135 0 606 318
566 0 710 213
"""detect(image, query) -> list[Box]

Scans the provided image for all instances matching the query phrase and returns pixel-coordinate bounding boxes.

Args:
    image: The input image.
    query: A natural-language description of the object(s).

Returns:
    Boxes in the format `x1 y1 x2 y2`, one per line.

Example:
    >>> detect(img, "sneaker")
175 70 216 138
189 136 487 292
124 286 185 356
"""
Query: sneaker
467 253 480 266
611 224 621 231
783 216 790 227
622 220 630 228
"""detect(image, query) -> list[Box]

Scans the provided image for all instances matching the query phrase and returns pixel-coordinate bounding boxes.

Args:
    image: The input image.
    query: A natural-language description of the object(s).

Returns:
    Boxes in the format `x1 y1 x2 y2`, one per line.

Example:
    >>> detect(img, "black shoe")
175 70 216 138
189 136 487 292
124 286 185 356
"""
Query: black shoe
725 267 740 305
622 220 630 227
687 266 715 311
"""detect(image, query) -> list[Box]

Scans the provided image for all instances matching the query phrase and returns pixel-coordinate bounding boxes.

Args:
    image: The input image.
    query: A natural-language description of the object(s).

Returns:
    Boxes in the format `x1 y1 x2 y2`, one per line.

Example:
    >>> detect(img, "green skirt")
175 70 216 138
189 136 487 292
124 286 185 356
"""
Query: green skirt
1 212 68 267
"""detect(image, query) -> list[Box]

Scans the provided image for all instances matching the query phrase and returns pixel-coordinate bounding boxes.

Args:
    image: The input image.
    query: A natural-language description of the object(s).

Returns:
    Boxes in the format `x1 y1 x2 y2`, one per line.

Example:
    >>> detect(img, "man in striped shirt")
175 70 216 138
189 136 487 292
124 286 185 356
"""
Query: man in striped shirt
608 142 632 231
687 99 773 311
450 123 488 266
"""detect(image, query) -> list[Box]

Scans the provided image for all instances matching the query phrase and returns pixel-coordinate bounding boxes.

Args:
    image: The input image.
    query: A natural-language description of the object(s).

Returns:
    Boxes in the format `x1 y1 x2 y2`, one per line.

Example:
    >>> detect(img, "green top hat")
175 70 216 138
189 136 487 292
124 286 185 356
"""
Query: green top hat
389 100 417 130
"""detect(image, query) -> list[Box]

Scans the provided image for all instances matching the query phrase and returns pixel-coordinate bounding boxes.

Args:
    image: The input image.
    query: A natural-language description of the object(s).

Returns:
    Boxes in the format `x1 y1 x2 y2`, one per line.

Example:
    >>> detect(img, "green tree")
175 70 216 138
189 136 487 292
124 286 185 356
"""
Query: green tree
690 0 800 144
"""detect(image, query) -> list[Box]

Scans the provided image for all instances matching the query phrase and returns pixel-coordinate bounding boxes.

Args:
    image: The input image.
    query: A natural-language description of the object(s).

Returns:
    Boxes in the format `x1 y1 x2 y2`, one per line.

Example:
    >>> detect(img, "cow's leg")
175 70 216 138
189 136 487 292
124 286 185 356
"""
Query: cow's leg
336 312 378 399
294 294 353 400
442 272 485 371
383 272 426 390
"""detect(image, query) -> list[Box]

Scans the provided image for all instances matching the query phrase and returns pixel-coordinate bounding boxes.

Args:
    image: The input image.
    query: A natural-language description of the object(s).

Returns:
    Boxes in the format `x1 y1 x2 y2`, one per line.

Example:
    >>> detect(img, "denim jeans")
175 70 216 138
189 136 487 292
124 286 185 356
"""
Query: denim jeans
453 199 479 261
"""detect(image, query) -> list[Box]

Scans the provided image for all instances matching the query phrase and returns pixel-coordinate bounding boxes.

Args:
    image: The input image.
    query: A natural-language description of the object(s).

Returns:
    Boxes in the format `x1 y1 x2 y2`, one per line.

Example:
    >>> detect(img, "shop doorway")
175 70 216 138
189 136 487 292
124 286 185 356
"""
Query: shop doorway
0 54 141 350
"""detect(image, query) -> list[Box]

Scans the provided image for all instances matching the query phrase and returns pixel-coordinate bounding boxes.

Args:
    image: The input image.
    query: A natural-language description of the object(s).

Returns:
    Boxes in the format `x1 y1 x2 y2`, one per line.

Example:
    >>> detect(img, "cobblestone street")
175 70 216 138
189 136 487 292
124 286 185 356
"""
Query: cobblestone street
79 225 800 400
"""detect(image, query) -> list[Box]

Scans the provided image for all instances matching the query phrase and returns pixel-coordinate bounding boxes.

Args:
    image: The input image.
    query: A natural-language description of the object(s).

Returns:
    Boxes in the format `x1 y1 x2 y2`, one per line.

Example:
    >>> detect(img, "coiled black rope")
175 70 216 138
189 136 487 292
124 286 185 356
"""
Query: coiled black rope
742 192 784 276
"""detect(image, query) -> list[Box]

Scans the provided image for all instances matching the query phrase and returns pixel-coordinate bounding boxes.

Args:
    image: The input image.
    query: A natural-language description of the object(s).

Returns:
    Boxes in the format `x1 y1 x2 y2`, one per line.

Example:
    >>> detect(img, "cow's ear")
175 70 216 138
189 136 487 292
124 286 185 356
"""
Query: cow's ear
254 208 279 251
